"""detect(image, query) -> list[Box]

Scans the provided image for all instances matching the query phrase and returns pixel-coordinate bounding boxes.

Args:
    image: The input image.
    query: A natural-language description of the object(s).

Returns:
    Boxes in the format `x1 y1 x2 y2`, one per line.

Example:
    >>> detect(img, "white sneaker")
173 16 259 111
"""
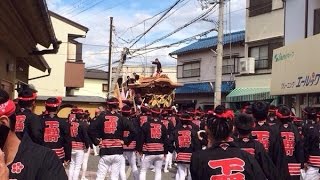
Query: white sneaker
164 169 169 173
151 168 155 172
81 177 88 180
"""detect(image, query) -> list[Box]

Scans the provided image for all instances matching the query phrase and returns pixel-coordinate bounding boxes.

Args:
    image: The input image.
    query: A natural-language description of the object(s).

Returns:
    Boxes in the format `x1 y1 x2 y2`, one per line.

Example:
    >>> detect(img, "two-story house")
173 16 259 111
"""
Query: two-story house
29 12 105 117
226 0 284 109
270 0 320 117
169 31 245 110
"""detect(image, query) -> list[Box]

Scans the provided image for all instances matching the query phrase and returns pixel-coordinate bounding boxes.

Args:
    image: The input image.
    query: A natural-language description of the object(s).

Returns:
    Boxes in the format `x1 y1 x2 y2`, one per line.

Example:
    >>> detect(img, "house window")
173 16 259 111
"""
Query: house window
102 83 108 92
177 62 200 78
250 45 269 69
249 0 272 17
181 62 200 78
314 8 320 35
222 56 240 74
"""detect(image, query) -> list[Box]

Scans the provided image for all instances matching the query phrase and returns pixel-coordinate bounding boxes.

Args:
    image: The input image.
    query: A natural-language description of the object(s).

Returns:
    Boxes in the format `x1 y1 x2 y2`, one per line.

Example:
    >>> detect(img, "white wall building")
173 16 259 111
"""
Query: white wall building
170 31 245 110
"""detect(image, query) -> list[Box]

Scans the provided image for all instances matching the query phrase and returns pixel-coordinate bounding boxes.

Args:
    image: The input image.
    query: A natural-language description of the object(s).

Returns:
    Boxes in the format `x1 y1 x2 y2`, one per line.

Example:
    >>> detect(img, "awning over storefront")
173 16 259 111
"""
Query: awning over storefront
226 87 277 102
175 81 234 94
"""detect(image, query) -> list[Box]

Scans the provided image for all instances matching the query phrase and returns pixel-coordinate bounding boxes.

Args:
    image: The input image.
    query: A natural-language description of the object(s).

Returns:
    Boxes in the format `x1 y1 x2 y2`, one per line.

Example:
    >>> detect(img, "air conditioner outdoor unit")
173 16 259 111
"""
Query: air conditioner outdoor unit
239 57 255 74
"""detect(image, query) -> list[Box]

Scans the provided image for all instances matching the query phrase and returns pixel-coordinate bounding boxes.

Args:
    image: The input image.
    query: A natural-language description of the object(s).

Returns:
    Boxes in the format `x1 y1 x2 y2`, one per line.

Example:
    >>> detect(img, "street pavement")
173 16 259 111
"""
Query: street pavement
78 154 177 180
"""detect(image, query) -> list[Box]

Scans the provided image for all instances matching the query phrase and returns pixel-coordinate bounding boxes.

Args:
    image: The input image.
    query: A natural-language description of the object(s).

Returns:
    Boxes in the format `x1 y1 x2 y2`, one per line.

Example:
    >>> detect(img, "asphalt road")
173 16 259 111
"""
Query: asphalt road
79 154 177 180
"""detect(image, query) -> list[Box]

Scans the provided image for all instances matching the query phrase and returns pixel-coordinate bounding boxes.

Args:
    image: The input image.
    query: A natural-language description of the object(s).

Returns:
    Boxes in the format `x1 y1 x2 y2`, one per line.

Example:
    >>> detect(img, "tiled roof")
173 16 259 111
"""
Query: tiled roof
85 69 108 80
170 30 245 56
175 81 234 94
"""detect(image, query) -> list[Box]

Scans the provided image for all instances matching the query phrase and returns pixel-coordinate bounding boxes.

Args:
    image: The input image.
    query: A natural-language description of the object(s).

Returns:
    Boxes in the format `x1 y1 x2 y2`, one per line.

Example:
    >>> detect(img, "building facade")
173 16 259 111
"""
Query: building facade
0 0 58 98
270 0 320 117
170 31 245 110
226 0 284 109
73 69 109 98
29 11 88 97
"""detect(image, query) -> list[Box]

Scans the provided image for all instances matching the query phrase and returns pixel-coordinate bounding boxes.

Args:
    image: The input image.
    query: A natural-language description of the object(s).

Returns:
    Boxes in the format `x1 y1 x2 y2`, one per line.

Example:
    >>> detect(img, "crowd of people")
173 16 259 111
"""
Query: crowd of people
1 87 320 180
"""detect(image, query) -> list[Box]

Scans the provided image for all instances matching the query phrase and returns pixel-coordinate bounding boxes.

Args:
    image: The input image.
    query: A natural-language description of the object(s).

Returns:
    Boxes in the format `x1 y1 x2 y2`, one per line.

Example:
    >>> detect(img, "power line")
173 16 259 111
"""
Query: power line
130 28 216 52
119 0 188 39
75 0 129 21
70 0 106 17
132 2 218 52
129 0 185 48
63 0 102 16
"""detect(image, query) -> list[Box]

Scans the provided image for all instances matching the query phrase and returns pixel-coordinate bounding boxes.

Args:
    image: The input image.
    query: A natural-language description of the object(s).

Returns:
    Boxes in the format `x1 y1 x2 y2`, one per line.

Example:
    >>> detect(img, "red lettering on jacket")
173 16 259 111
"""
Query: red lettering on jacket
44 121 60 142
178 130 191 148
251 131 270 151
281 132 295 156
208 158 245 180
70 122 79 137
15 115 26 132
104 116 118 134
150 123 162 139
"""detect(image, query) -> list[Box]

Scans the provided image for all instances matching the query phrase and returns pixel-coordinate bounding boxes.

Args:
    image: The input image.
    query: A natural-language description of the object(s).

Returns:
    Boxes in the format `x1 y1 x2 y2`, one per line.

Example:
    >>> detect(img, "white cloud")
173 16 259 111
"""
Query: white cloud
47 0 246 68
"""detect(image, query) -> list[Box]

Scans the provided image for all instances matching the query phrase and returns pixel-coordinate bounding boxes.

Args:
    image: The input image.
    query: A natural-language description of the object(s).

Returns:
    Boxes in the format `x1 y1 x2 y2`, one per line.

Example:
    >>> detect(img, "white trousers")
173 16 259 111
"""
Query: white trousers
123 151 139 180
164 152 173 170
81 147 91 179
92 145 98 155
139 154 164 180
175 163 191 180
69 149 85 180
96 154 125 180
119 155 126 180
301 167 320 180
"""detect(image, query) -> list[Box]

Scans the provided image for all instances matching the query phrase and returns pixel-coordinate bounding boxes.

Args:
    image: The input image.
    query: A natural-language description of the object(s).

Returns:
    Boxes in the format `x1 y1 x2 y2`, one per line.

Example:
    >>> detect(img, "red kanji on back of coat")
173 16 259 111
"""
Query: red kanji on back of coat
150 123 162 139
15 115 26 132
208 157 245 180
104 116 118 134
44 121 60 142
178 130 191 148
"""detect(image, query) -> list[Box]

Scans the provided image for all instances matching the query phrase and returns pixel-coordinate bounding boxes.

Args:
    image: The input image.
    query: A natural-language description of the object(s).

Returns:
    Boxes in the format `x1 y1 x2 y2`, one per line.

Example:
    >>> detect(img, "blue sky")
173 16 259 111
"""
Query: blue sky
47 0 246 68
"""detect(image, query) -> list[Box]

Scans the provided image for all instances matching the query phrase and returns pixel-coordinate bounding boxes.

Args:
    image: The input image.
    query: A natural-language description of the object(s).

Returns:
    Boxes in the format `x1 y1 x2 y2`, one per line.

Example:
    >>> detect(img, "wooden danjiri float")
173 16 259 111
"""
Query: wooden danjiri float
127 74 182 108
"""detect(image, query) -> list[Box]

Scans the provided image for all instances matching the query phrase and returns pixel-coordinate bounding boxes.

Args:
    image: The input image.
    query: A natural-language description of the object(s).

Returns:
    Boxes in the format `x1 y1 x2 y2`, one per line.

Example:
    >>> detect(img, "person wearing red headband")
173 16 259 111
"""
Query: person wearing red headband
234 114 278 180
302 106 320 180
41 97 72 165
190 117 265 180
267 105 280 126
251 101 290 180
168 113 201 180
137 107 168 180
0 90 67 180
16 88 43 145
120 105 140 180
160 109 175 173
276 105 304 180
68 108 91 180
88 97 137 180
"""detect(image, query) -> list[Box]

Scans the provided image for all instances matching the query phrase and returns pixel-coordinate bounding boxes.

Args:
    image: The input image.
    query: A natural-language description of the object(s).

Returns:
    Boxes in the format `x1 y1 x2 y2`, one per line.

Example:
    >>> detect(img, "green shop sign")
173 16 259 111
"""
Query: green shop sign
273 52 294 62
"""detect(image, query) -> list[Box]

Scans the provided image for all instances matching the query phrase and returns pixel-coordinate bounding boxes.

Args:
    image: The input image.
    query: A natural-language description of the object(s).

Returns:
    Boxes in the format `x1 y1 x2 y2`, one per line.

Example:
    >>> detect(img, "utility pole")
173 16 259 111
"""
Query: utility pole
214 0 224 107
107 16 113 97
